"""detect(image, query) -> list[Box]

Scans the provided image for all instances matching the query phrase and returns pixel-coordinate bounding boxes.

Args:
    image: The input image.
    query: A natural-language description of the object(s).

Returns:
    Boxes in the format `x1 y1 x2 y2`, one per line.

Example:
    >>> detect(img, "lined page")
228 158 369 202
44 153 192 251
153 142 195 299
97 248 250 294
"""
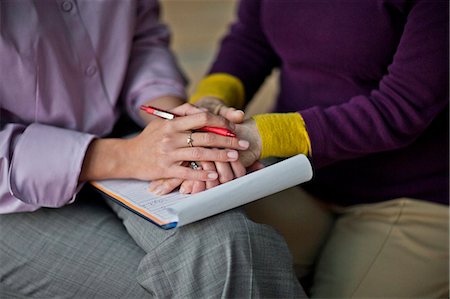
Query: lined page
93 179 191 224
93 154 312 228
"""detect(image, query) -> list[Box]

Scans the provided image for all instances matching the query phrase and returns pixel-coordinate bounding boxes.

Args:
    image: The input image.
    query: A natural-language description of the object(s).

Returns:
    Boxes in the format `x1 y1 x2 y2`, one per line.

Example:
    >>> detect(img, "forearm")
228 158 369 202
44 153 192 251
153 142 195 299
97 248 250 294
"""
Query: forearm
122 1 186 126
207 0 278 101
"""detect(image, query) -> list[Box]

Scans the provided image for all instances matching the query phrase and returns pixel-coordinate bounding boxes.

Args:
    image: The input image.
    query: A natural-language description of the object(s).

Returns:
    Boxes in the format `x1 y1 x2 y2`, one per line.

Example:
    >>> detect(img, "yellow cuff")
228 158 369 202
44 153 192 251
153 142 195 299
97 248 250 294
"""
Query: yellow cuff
252 113 312 158
189 73 245 109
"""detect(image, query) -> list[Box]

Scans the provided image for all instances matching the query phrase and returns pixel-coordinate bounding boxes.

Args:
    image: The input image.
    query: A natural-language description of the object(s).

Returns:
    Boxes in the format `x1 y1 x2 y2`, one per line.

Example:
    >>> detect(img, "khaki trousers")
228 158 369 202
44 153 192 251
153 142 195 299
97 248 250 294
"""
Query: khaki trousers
245 187 449 298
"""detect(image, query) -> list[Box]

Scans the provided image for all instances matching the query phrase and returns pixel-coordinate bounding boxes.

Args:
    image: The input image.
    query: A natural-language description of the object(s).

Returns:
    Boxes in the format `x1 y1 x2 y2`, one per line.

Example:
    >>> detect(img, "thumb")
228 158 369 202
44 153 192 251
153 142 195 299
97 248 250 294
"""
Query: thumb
171 103 203 116
219 106 245 124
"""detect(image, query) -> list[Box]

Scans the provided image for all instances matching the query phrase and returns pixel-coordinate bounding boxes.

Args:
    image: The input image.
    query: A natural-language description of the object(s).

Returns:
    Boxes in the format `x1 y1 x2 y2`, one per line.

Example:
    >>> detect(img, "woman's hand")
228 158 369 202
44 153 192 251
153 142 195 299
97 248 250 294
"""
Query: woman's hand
146 98 247 195
80 103 249 182
193 96 245 124
147 99 265 195
183 118 264 193
186 97 248 190
148 159 247 195
147 118 262 196
234 119 262 168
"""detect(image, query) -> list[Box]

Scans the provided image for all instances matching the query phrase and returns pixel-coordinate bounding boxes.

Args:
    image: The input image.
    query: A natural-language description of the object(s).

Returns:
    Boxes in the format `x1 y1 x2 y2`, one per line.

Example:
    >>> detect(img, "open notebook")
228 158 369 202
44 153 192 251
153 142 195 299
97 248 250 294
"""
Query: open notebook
91 154 312 229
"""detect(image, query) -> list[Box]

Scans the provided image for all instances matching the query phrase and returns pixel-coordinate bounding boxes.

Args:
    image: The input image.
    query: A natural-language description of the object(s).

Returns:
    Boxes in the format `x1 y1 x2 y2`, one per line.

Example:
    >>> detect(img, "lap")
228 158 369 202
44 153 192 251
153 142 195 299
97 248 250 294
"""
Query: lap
246 189 449 298
107 198 306 298
1 186 306 298
312 198 449 298
245 187 334 278
0 191 149 298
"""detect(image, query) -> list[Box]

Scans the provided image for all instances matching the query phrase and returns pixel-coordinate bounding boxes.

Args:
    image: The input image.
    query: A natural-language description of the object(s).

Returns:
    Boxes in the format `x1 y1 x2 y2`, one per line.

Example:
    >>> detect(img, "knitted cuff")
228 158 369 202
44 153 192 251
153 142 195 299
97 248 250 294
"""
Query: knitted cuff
189 73 245 109
252 113 311 158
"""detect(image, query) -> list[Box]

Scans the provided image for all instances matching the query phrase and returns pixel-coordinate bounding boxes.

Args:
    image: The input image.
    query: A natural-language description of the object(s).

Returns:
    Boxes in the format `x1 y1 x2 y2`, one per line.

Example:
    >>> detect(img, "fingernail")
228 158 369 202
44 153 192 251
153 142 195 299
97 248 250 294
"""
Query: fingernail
208 172 218 179
227 150 238 159
238 140 249 149
148 183 158 192
153 185 166 195
179 186 186 194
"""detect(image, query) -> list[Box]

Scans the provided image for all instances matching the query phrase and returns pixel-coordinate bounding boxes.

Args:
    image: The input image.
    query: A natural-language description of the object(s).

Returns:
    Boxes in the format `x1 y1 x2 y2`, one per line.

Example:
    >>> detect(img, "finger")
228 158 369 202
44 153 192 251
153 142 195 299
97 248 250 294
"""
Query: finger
170 165 218 181
172 111 235 133
192 97 224 114
148 179 164 193
215 161 235 184
148 178 183 195
170 103 203 116
180 162 205 194
191 180 206 194
200 161 219 189
179 180 195 194
230 160 247 178
183 132 249 150
219 106 245 124
175 147 240 163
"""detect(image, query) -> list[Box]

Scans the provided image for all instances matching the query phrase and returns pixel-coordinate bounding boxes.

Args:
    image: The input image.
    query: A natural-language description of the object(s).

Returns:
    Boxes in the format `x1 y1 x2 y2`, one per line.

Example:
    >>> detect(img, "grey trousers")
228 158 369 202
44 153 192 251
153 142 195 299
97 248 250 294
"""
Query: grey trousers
0 189 306 298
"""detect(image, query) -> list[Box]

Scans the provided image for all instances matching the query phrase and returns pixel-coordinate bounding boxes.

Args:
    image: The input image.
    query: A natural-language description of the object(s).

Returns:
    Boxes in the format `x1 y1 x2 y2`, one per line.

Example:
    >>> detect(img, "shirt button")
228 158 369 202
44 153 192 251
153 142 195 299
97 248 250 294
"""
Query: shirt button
61 1 73 12
85 65 97 77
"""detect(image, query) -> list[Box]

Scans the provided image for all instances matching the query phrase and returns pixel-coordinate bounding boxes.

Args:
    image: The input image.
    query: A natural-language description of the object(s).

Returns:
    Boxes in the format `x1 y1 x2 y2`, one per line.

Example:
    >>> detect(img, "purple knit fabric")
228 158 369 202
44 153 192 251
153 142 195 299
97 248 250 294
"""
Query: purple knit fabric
210 0 449 205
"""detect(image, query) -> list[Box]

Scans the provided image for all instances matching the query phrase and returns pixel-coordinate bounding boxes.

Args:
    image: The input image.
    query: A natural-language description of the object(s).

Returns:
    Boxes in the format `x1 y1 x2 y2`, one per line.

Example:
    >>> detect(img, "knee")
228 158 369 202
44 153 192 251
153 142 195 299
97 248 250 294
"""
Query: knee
183 209 290 260
135 209 298 297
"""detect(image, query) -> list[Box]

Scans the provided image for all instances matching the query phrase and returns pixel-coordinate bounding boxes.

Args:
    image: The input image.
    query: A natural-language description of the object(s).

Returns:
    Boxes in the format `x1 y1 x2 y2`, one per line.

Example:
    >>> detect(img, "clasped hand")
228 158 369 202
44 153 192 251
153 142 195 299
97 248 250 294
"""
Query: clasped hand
112 103 247 193
148 100 262 195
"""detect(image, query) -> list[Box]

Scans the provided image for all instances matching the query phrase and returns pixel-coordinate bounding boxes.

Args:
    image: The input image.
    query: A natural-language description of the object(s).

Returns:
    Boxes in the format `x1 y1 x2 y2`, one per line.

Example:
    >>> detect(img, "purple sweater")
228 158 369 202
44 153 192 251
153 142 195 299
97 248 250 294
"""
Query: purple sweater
210 0 449 205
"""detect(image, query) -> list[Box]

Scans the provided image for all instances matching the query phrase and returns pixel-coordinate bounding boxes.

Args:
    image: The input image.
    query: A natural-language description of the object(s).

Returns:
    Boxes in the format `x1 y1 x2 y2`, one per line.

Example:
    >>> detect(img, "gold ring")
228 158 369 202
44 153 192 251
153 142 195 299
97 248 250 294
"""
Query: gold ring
187 132 194 147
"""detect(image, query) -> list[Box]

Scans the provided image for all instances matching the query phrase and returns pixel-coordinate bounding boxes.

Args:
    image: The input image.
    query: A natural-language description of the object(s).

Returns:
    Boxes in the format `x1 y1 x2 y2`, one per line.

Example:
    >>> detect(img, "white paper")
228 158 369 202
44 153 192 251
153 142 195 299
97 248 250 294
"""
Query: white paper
92 154 312 228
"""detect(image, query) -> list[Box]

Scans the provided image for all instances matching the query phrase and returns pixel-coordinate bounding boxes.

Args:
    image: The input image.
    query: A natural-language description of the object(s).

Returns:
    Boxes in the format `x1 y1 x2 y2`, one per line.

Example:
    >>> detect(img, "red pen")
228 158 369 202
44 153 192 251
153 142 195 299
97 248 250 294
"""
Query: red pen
140 105 236 137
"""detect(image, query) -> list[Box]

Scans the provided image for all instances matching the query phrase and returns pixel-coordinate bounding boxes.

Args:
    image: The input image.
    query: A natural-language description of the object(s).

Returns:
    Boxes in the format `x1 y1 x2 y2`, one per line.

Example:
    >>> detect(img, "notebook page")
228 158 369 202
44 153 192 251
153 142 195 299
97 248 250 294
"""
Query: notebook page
169 154 312 226
92 179 191 224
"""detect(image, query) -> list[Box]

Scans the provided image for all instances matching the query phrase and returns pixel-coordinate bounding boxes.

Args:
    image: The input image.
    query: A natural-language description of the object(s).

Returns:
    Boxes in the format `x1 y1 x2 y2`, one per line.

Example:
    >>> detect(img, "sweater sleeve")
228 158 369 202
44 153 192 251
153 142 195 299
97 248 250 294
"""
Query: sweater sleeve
189 73 245 109
300 0 448 168
209 0 280 104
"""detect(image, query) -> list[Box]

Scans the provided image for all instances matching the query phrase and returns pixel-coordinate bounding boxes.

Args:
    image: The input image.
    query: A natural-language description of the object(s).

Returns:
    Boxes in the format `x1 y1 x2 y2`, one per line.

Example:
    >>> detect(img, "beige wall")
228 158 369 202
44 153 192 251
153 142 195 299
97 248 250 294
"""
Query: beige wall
161 0 277 116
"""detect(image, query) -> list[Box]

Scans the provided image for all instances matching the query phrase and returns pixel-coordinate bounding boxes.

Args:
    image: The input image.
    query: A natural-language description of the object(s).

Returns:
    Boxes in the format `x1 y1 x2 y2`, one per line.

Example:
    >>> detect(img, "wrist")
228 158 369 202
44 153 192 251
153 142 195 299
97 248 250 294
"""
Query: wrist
252 113 311 158
80 138 130 181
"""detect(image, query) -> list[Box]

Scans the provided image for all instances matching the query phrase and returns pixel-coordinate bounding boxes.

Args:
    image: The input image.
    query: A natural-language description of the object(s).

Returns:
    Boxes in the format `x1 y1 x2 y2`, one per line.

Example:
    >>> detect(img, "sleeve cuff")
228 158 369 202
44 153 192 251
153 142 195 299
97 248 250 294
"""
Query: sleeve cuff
8 123 95 208
189 73 245 109
252 113 311 159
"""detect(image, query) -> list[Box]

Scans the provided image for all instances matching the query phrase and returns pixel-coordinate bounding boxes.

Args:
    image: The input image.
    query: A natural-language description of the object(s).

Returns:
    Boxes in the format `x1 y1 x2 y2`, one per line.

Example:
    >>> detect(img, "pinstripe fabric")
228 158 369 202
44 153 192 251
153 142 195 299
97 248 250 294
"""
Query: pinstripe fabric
107 198 306 298
0 194 149 298
0 189 306 298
